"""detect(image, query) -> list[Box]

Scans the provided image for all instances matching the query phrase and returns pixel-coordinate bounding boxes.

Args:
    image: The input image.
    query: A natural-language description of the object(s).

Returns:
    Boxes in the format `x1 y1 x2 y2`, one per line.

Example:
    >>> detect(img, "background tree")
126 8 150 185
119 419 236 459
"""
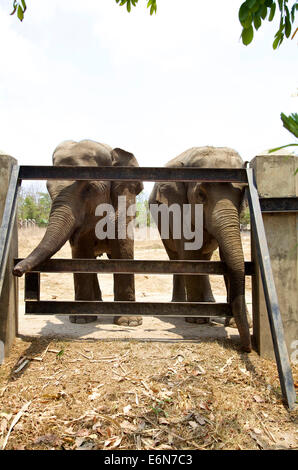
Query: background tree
10 1 297 48
269 113 298 172
136 191 152 227
239 0 297 48
18 186 51 227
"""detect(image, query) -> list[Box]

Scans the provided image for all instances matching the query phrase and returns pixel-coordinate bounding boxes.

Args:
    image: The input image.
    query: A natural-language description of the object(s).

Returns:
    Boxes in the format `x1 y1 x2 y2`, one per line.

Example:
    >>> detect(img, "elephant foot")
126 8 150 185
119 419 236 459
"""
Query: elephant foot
185 317 211 324
114 316 143 327
225 312 252 329
224 316 237 328
231 295 252 353
69 315 97 324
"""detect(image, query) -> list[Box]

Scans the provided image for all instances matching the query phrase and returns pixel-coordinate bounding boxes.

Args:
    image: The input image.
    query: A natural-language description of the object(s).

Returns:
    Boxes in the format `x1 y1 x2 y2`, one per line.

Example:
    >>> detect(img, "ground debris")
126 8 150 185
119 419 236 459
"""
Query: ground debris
1 401 32 450
0 337 297 450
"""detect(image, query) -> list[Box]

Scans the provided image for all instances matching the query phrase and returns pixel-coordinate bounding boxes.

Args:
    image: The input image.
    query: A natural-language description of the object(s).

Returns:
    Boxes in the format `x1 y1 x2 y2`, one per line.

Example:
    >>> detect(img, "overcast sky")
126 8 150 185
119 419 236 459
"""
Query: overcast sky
0 0 297 178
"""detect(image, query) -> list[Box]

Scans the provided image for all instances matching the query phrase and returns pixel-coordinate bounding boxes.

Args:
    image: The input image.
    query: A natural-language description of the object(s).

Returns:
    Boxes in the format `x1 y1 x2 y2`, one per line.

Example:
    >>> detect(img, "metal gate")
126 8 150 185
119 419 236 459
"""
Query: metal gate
0 163 296 409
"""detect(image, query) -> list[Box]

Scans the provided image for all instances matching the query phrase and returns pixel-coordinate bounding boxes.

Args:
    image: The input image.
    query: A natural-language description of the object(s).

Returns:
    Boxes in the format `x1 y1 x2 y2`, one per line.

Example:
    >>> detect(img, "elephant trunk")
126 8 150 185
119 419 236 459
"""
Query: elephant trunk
13 197 78 277
210 200 251 352
110 188 136 301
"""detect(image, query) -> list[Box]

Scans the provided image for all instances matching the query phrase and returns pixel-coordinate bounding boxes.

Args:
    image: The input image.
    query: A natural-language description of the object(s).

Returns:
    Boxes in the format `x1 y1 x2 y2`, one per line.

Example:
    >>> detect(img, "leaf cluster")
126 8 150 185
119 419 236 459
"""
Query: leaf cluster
281 112 298 138
10 0 157 21
10 0 26 21
115 0 157 15
269 113 298 169
239 0 298 48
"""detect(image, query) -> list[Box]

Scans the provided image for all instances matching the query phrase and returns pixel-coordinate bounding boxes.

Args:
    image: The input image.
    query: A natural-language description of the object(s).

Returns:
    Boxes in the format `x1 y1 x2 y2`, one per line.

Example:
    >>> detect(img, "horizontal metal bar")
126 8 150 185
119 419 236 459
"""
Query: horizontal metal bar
15 258 254 276
0 165 20 297
259 197 298 213
18 166 248 183
25 300 232 317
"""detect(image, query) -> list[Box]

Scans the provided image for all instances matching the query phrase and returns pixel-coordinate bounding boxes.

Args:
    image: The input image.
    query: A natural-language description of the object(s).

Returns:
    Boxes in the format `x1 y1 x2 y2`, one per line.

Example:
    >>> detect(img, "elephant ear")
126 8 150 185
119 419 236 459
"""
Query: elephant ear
231 182 247 213
156 181 188 206
232 162 249 213
156 161 188 207
111 148 144 195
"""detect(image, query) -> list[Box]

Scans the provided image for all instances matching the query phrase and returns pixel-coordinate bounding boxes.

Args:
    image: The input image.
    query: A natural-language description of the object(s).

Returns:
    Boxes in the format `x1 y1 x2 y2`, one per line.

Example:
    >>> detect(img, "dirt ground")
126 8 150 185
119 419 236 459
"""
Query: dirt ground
0 228 297 450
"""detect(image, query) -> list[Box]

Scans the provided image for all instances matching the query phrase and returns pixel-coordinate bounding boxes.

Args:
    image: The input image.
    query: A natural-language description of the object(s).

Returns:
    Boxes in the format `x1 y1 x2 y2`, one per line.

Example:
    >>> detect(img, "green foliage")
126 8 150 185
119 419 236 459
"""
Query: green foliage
269 113 298 175
136 191 152 227
240 207 251 226
115 0 157 15
281 112 298 138
9 1 297 51
18 187 51 227
239 0 298 48
56 348 65 359
269 112 298 155
10 0 157 21
10 0 26 21
151 401 169 417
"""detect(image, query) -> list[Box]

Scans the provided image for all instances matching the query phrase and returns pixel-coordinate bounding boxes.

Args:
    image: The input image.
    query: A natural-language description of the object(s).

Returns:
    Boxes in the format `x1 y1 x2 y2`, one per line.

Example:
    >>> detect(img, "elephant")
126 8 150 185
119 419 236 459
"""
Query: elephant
13 139 144 326
149 146 252 352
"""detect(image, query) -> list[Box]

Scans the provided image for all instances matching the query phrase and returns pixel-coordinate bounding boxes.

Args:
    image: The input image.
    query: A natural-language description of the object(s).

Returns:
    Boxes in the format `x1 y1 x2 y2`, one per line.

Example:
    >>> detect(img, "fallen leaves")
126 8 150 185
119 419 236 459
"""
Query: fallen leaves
39 391 67 403
33 434 61 446
75 436 96 450
253 394 264 403
104 436 122 449
123 404 132 415
120 420 138 433
88 384 104 401
1 401 32 450
219 356 234 374
0 338 297 450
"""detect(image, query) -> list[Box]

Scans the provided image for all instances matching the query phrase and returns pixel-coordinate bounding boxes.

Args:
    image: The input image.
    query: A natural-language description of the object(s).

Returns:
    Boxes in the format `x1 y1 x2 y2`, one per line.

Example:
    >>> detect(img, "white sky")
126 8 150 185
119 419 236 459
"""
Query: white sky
0 0 297 181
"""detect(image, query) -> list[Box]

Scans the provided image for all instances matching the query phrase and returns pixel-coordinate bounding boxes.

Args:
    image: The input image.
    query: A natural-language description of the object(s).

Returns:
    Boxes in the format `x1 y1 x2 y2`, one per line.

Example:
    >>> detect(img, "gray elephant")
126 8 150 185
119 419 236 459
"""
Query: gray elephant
13 139 143 326
149 146 251 352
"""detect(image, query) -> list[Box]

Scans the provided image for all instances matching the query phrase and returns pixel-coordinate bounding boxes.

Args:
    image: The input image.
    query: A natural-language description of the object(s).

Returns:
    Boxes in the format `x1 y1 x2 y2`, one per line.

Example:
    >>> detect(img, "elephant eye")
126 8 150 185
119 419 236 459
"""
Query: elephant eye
197 190 206 202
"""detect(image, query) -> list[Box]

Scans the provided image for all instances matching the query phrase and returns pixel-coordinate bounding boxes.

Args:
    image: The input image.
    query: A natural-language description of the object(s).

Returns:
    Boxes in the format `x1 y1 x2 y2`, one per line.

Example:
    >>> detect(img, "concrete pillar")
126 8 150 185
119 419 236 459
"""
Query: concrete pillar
0 153 18 362
250 154 298 360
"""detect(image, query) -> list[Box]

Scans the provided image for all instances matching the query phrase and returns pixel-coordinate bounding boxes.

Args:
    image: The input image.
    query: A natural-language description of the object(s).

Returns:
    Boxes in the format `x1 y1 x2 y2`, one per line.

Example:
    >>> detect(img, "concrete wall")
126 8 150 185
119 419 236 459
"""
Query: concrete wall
0 154 18 362
250 154 298 360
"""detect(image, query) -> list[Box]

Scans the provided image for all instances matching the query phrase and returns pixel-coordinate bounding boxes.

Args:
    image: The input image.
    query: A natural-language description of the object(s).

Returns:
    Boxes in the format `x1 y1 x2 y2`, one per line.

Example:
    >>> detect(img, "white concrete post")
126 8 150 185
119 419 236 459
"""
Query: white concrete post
250 154 298 361
0 153 18 361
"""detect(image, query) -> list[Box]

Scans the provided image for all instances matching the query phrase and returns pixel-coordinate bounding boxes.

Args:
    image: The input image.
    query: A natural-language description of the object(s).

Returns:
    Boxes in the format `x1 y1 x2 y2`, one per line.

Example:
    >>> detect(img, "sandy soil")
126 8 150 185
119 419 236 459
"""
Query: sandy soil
17 227 252 343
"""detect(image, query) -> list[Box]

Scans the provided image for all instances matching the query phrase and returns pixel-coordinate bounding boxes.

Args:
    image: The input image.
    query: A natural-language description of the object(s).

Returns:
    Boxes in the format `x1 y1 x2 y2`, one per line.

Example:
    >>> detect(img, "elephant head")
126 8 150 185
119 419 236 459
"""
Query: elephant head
13 141 143 277
110 147 143 202
109 147 143 262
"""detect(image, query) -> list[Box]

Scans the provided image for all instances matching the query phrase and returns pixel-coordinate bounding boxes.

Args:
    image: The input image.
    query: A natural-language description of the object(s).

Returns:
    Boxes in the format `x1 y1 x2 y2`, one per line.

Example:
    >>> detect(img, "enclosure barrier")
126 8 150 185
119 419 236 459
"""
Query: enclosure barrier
0 158 296 410
0 155 19 360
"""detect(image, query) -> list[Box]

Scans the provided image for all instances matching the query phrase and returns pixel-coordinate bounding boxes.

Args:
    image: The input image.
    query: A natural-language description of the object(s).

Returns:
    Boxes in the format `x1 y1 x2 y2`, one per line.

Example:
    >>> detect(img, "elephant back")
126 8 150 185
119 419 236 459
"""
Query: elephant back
166 146 244 169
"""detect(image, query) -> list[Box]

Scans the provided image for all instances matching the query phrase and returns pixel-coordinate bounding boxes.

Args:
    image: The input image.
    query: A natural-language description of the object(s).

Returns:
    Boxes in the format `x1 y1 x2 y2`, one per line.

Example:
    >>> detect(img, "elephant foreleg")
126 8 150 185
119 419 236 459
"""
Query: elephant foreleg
184 252 215 325
172 275 186 302
162 243 186 302
69 240 101 324
110 239 142 327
